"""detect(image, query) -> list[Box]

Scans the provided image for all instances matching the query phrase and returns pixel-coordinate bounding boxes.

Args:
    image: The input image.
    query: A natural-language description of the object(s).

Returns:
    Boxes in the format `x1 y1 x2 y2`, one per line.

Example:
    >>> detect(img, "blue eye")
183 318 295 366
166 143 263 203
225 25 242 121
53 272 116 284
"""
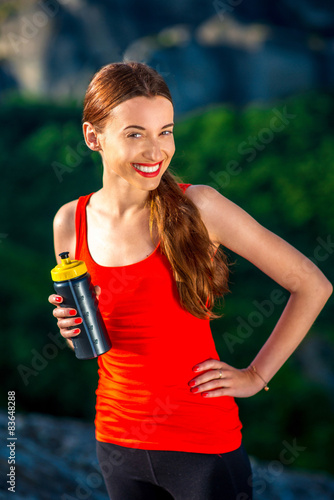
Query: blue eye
127 130 173 138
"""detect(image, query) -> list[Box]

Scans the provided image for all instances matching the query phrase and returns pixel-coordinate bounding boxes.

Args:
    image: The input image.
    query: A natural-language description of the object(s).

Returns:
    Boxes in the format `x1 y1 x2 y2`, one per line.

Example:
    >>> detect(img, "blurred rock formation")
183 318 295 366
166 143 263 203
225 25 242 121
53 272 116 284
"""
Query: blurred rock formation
0 0 334 114
0 411 334 499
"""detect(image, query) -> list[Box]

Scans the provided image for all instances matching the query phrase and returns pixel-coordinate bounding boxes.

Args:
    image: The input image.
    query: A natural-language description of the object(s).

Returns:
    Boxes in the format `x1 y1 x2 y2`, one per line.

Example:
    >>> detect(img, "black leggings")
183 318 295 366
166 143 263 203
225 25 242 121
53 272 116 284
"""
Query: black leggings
96 440 253 500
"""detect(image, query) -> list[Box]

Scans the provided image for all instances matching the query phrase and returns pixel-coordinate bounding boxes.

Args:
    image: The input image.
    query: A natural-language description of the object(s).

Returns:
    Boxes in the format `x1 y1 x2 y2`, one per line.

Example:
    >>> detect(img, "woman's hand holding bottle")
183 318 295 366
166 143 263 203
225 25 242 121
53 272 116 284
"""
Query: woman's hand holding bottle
48 286 101 344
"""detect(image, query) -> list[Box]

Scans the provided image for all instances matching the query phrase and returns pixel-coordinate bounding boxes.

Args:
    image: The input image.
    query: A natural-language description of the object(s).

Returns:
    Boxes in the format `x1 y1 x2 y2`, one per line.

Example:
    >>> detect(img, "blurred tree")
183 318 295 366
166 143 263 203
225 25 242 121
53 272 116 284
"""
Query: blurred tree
1 90 333 473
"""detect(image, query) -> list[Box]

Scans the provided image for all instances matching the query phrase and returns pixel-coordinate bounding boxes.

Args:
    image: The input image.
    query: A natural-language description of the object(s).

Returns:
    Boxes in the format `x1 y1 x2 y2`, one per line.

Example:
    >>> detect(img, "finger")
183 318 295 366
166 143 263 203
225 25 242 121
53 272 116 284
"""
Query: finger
95 285 101 297
200 388 233 398
57 316 82 330
59 326 81 339
190 377 231 394
188 367 230 387
48 294 63 305
192 358 228 373
52 307 78 319
188 369 229 387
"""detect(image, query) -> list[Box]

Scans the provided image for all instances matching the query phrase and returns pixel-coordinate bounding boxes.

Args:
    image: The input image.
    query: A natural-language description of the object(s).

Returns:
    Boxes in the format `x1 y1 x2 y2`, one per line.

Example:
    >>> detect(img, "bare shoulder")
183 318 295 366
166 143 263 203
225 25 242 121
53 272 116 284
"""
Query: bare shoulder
183 184 332 295
184 184 231 244
53 199 78 232
184 183 263 248
184 184 226 210
53 199 79 261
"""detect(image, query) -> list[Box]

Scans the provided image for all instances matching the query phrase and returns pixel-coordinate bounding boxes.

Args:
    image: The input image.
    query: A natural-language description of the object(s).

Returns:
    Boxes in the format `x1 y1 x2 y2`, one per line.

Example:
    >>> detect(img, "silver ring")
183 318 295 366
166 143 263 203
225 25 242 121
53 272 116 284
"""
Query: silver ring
218 369 223 379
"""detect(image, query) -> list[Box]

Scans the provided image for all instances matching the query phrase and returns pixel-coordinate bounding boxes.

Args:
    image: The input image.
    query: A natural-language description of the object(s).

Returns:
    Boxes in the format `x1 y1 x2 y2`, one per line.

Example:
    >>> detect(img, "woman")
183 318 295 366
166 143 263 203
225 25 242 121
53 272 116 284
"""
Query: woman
48 62 332 500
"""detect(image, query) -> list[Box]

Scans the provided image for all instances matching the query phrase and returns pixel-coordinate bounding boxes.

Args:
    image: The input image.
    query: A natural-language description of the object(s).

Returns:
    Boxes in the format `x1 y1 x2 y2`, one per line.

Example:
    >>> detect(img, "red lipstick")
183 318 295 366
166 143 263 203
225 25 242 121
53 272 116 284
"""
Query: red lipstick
132 161 162 178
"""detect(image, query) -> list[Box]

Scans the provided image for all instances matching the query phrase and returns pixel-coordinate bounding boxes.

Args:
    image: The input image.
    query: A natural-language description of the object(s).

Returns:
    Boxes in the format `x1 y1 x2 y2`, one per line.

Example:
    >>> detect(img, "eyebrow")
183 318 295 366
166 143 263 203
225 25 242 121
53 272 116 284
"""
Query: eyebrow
123 123 174 131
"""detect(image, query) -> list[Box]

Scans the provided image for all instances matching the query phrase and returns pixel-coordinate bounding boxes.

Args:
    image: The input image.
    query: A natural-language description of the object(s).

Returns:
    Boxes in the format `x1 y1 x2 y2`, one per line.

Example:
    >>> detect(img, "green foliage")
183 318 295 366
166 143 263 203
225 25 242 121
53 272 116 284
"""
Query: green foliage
0 96 101 421
1 91 333 472
173 91 334 474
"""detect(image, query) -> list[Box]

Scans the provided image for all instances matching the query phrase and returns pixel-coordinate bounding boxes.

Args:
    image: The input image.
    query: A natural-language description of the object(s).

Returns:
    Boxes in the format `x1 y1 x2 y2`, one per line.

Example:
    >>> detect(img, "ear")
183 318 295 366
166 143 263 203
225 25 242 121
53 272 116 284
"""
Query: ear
82 122 102 151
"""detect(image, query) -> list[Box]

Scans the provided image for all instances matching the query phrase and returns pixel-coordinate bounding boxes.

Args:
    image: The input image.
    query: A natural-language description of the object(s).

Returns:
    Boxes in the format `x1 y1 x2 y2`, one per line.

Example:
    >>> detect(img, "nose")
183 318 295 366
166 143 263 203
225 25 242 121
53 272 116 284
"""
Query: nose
143 138 164 162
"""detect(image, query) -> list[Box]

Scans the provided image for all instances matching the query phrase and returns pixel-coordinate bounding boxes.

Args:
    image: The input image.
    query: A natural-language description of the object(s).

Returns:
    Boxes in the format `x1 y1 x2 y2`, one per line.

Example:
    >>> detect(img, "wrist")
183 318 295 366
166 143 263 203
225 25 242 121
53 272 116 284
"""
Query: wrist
241 366 262 392
248 364 270 391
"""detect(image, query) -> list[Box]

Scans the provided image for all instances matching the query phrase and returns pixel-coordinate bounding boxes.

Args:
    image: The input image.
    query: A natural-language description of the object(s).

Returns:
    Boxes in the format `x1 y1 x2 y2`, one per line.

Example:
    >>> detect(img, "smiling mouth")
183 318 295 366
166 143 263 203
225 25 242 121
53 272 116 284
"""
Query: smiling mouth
132 161 162 173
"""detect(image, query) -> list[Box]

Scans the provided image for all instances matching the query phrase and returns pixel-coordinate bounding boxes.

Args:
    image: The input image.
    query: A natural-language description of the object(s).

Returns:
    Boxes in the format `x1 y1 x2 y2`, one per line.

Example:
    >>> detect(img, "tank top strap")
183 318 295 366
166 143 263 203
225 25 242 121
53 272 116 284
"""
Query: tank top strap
179 183 192 193
74 184 191 261
75 192 94 260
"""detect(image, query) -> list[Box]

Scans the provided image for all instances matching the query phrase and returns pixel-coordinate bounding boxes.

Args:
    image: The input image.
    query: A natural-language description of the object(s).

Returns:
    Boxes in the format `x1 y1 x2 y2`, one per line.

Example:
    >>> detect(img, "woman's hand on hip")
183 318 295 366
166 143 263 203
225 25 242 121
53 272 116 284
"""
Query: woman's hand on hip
188 358 265 398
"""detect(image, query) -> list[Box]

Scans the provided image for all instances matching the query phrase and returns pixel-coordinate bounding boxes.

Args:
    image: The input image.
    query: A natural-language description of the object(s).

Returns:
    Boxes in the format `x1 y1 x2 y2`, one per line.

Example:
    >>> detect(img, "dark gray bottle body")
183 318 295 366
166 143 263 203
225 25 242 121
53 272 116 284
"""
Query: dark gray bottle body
53 273 112 360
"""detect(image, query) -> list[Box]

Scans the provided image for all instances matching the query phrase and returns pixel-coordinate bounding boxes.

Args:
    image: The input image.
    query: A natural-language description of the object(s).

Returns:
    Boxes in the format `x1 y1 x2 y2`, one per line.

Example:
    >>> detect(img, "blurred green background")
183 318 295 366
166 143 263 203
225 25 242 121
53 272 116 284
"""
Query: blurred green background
1 89 333 474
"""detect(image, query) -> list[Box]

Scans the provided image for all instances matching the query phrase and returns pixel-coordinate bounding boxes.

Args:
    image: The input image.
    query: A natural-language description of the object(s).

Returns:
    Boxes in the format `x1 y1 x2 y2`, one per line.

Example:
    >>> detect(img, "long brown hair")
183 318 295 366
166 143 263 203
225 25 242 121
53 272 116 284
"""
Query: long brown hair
82 62 229 320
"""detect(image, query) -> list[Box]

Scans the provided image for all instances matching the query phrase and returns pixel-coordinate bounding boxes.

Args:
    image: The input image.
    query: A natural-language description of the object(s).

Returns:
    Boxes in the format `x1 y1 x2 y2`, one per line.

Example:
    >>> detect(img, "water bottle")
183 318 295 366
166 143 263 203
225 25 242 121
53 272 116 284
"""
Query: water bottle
51 252 112 360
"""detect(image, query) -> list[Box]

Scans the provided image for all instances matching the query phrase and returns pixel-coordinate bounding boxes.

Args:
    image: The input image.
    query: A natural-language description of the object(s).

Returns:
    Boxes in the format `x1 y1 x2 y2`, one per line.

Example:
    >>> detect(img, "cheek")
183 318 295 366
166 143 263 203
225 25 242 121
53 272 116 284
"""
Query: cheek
109 140 136 161
166 138 176 157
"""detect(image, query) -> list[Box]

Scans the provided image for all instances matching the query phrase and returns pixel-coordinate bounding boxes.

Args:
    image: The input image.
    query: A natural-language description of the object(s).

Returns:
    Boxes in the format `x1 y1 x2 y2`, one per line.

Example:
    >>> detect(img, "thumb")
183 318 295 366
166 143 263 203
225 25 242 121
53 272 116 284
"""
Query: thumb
94 285 101 300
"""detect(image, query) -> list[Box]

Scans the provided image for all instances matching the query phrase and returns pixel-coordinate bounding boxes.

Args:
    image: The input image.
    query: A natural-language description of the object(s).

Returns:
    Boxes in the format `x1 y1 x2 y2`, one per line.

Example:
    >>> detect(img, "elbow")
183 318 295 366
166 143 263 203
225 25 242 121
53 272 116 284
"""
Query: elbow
312 273 333 303
291 268 333 303
322 278 333 300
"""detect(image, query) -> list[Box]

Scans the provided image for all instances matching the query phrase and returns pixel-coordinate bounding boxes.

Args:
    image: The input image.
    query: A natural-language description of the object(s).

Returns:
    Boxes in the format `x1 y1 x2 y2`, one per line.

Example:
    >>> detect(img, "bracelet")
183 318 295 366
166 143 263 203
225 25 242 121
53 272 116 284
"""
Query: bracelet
250 365 269 391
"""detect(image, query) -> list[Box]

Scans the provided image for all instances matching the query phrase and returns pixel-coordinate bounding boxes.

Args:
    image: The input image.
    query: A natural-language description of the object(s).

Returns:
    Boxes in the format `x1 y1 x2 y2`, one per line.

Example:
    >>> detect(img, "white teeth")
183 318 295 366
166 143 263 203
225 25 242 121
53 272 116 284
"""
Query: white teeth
133 163 160 173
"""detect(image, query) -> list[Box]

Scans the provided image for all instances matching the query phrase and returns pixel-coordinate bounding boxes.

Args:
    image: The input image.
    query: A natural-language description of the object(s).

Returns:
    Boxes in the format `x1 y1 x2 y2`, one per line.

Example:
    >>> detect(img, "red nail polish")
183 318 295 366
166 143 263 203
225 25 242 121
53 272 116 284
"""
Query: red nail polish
55 296 62 303
189 381 196 387
202 392 209 397
193 367 200 372
191 387 199 393
69 310 77 316
72 328 80 334
74 317 82 324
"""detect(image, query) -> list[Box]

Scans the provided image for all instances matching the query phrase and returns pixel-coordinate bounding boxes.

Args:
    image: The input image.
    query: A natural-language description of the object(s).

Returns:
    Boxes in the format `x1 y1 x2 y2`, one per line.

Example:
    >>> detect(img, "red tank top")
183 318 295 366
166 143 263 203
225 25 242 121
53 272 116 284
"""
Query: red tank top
75 183 242 453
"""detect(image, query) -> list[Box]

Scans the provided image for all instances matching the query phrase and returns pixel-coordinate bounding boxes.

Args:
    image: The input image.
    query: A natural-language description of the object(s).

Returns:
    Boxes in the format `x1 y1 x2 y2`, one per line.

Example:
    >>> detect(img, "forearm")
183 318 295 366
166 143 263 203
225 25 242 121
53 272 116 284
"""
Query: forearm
187 272 331 399
250 274 332 385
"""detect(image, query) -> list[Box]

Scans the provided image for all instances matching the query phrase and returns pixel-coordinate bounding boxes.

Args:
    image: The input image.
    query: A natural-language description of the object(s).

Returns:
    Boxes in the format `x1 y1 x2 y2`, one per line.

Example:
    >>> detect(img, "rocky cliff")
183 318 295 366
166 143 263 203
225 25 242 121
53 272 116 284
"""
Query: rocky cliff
0 411 334 499
1 0 334 115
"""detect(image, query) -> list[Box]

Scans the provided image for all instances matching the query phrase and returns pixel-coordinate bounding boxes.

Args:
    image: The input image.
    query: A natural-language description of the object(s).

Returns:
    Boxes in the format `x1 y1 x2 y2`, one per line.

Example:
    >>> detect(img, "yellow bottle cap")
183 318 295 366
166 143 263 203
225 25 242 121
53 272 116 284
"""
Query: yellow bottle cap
51 252 87 282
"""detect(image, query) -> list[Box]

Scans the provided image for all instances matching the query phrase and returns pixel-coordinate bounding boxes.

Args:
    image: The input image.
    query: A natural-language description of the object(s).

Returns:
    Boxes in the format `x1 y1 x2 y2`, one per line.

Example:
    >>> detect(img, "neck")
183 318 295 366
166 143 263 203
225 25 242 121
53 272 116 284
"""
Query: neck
95 170 151 220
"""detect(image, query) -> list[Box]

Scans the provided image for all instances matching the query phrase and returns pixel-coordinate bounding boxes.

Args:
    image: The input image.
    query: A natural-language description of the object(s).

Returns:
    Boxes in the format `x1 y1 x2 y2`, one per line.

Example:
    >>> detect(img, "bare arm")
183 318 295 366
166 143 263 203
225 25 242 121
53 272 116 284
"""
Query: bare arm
53 200 77 263
48 200 79 350
186 185 332 397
